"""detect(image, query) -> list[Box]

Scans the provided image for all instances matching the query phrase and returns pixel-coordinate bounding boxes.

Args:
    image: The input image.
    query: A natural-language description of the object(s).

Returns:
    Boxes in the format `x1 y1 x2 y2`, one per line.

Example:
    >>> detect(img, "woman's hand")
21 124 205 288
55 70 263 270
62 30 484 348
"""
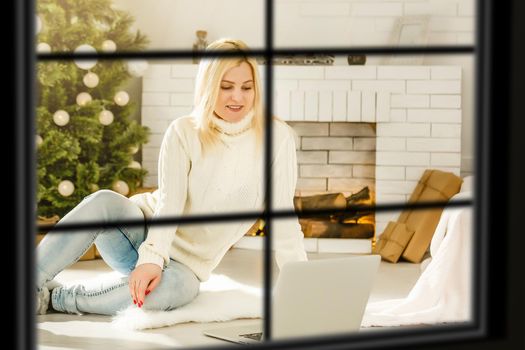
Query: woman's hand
129 263 162 307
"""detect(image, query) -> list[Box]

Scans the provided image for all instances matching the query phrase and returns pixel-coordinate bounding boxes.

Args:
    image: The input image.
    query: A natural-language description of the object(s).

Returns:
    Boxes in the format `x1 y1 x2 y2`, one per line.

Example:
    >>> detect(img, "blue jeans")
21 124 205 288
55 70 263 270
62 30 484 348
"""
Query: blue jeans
36 190 200 316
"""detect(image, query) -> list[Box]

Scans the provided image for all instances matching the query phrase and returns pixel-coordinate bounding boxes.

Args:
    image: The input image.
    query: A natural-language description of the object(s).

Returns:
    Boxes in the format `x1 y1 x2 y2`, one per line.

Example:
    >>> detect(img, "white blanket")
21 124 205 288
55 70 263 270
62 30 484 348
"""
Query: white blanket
361 186 473 327
112 274 262 330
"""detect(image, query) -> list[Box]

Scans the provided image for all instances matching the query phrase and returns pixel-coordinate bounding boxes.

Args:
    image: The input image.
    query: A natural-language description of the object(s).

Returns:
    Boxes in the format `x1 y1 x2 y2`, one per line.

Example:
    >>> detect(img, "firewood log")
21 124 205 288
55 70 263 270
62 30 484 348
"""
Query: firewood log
293 193 346 217
346 186 370 206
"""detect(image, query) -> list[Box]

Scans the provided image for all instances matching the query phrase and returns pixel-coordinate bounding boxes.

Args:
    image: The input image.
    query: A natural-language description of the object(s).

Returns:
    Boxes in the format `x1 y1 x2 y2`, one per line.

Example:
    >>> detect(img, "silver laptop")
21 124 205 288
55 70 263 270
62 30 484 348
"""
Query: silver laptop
203 255 380 344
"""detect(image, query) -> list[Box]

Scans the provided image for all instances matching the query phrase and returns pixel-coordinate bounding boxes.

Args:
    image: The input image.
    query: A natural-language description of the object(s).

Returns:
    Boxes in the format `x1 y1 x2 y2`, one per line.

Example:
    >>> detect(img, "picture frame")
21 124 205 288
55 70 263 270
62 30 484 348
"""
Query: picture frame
383 15 430 65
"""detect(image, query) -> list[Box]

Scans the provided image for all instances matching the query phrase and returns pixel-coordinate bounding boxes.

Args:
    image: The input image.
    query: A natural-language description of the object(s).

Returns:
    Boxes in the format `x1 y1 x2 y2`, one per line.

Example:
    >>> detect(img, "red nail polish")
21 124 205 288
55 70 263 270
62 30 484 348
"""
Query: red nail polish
133 299 136 304
145 290 150 295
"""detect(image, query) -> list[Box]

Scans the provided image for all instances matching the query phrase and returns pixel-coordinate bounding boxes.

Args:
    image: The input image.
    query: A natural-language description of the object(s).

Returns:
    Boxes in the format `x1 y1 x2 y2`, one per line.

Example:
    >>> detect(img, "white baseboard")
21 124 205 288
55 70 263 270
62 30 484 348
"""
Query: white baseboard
233 236 371 254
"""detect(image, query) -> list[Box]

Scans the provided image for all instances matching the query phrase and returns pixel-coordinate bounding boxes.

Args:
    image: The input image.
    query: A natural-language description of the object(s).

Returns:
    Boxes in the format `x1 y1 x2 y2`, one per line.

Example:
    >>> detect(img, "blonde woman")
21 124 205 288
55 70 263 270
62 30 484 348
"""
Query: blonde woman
36 38 308 315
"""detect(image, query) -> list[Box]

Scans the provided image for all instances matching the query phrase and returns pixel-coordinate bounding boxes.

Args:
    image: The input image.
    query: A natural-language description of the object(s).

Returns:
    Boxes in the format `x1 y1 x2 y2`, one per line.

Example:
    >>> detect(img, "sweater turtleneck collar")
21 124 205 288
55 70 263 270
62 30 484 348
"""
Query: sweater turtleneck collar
211 109 255 136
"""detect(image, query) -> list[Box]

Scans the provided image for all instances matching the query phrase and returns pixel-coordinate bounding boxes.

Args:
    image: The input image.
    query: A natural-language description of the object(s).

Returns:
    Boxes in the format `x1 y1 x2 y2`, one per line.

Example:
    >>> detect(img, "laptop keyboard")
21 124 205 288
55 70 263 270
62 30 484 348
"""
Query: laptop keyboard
239 332 263 341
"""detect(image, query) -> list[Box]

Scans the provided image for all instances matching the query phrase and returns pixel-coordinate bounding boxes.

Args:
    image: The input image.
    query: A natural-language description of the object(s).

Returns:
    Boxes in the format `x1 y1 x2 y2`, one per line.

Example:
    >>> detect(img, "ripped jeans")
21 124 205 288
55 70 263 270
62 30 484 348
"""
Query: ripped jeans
36 190 200 316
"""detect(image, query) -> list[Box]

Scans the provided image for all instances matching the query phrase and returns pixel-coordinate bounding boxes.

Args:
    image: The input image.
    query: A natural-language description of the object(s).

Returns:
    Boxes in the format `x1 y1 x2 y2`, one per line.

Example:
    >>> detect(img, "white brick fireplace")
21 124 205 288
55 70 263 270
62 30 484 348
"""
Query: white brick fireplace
139 64 462 252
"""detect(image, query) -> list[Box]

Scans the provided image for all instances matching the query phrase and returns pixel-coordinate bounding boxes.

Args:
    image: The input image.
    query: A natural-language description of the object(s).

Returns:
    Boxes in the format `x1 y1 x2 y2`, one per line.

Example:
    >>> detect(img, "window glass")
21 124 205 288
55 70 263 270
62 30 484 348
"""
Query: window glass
275 0 475 49
271 54 475 211
35 0 265 54
34 0 479 348
36 57 267 223
269 204 474 342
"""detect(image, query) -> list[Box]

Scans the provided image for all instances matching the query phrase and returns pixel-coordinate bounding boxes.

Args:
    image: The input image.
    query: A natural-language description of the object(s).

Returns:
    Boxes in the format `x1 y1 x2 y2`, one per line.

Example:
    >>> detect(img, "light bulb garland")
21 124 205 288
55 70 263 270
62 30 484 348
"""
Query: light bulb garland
35 15 42 35
37 42 51 53
36 135 43 148
58 180 75 197
74 44 97 70
98 109 114 125
112 180 129 196
129 145 139 154
102 40 117 52
114 91 130 106
83 72 99 88
128 161 142 169
76 92 92 106
53 110 70 126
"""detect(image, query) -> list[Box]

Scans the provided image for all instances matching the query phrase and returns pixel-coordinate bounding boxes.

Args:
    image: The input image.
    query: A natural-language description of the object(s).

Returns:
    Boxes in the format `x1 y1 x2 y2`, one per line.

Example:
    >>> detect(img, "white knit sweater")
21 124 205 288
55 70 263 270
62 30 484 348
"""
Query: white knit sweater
129 111 308 282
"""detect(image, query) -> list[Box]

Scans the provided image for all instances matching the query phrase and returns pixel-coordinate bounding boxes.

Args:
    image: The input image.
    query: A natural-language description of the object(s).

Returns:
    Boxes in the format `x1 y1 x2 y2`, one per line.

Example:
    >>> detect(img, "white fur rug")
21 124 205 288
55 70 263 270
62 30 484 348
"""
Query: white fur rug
111 274 263 330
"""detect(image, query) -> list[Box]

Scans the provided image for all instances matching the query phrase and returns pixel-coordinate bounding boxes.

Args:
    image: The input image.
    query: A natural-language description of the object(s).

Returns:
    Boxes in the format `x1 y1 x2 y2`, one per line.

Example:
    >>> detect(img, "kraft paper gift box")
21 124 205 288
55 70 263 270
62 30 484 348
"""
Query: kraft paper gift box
375 169 462 263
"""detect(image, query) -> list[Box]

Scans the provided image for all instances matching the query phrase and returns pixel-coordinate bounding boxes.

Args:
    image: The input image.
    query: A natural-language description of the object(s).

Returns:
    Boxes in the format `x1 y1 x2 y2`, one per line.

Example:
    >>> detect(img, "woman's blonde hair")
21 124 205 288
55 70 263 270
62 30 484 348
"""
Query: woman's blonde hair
191 38 269 157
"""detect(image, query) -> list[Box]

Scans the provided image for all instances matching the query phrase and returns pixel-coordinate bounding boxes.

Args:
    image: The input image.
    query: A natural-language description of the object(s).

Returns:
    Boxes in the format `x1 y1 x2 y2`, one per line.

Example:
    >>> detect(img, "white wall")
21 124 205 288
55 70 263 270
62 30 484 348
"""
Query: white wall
275 0 474 49
113 0 474 50
112 0 265 51
425 54 474 174
113 0 475 174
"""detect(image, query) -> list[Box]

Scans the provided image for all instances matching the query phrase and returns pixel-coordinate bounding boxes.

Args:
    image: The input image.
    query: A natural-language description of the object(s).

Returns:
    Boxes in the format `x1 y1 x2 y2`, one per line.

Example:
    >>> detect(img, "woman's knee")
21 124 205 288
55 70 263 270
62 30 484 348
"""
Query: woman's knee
84 189 126 205
143 265 200 311
82 189 141 220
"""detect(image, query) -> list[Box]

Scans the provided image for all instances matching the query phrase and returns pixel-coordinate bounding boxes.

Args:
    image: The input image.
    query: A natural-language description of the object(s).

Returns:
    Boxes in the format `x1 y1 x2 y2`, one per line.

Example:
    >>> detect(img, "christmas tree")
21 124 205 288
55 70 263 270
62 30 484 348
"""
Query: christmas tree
36 0 151 218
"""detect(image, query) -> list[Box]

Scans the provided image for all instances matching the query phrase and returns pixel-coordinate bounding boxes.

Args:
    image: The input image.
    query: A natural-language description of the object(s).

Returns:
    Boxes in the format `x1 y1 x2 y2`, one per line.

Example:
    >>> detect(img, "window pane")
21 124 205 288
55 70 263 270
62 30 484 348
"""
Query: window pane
269 204 474 342
36 56 266 223
275 0 475 49
35 0 265 54
271 54 475 211
35 221 266 348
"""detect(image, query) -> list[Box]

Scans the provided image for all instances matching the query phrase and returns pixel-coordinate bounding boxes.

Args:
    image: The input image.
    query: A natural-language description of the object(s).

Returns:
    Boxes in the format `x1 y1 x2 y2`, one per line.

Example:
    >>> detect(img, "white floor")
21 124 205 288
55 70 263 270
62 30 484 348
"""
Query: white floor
37 248 423 350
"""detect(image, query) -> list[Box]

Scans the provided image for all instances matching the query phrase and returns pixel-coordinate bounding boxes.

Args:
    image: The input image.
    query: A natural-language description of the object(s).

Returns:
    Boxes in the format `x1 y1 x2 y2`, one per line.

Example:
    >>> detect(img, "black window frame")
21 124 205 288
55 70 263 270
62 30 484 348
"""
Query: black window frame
13 0 524 349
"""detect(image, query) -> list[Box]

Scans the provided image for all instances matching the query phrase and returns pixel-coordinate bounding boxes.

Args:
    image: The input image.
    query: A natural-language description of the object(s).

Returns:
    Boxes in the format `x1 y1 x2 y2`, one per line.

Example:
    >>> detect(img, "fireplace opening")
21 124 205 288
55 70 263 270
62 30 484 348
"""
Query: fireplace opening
291 121 376 240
